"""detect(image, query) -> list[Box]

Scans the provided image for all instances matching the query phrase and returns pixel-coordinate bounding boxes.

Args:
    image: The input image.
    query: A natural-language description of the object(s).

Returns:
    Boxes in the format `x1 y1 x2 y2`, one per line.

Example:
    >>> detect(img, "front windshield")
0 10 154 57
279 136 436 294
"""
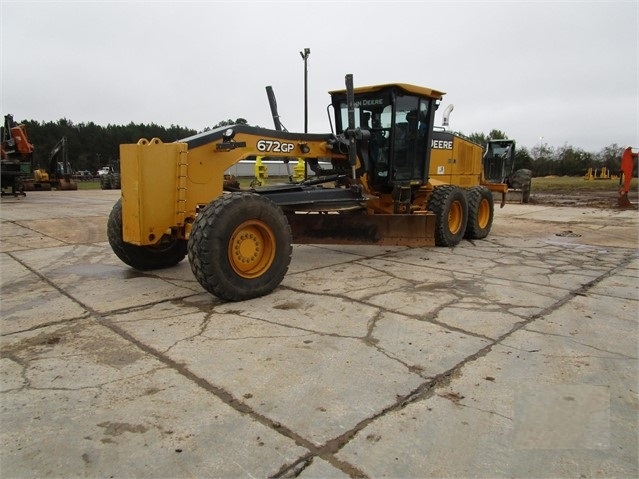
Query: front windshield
487 143 511 159
338 94 392 131
336 89 432 187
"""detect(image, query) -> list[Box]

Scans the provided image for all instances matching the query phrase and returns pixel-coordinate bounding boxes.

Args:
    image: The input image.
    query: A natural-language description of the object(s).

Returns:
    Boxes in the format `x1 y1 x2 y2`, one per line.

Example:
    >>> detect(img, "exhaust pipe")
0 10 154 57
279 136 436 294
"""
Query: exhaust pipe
265 86 284 131
442 104 454 127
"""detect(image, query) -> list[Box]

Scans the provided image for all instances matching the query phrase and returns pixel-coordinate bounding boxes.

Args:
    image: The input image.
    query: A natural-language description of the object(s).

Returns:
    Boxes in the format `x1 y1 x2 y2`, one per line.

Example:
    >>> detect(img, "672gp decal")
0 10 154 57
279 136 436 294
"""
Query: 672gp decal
256 139 295 153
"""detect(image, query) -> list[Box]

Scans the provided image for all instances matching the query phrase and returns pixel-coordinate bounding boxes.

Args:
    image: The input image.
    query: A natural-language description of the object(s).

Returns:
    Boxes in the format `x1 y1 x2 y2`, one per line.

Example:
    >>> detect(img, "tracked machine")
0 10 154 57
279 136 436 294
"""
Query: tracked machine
1 114 33 196
23 136 78 191
109 75 509 301
1 115 77 194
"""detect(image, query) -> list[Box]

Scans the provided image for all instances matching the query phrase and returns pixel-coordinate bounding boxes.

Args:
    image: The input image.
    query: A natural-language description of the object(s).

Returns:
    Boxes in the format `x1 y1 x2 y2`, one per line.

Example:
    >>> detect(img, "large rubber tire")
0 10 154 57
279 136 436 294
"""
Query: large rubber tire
465 185 494 239
107 198 187 270
101 176 112 190
427 185 468 247
188 192 292 301
511 169 532 203
522 179 532 203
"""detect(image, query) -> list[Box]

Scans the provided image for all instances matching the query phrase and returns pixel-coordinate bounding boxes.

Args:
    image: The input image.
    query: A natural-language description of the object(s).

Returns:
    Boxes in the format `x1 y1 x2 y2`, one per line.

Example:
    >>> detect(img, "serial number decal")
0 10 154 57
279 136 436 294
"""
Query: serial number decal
256 139 295 153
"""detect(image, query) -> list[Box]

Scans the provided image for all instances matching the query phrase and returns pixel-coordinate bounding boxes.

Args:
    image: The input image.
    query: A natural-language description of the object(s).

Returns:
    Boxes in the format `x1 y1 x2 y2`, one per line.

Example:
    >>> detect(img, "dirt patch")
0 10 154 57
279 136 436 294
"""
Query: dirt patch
529 190 639 210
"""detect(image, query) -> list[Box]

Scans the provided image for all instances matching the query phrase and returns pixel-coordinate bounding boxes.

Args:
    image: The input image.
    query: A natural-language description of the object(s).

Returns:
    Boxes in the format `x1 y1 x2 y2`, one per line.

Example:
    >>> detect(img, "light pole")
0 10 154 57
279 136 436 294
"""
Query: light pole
536 136 544 160
300 48 310 133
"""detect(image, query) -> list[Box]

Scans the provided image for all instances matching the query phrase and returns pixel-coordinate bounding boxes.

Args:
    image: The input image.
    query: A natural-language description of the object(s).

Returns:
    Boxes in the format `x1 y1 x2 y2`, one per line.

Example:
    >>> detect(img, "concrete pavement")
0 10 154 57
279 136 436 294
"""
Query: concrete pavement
1 190 637 478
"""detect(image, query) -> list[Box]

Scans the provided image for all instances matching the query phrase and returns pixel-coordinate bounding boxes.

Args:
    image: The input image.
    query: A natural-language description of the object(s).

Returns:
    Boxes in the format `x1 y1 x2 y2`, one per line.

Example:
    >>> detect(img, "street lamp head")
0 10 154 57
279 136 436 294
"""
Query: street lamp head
300 48 311 59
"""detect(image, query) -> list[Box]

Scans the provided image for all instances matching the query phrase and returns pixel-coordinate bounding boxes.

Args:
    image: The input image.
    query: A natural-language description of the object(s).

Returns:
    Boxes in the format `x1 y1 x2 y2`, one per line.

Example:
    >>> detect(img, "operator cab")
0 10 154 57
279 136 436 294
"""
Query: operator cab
483 139 515 183
329 83 444 191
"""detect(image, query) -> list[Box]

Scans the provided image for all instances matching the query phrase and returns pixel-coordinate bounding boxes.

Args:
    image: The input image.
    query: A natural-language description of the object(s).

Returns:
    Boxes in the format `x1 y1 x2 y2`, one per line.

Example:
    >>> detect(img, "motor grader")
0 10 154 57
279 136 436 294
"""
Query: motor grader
108 74 508 301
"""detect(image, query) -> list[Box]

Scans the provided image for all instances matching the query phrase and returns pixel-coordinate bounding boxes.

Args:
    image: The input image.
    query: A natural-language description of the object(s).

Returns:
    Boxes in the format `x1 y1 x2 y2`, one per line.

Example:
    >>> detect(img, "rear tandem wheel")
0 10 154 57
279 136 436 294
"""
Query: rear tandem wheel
427 185 468 247
465 185 494 239
188 192 293 301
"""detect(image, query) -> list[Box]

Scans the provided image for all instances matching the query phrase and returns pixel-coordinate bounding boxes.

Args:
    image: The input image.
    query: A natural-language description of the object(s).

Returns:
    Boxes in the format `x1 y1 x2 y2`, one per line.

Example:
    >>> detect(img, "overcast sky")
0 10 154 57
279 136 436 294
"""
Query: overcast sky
1 0 637 152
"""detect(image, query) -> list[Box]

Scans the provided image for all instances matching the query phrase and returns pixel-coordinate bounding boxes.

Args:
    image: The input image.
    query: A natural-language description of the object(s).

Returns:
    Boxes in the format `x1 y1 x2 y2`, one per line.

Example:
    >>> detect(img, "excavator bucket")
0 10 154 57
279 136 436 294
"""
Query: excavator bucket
58 178 78 190
618 192 632 208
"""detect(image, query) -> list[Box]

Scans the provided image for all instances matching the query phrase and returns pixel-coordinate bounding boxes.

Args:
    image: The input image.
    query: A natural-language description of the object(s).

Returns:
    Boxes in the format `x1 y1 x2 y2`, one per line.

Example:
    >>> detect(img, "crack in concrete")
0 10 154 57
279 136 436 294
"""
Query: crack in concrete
271 249 639 477
5 220 72 246
453 402 514 422
149 310 217 355
0 344 171 394
0 353 30 392
515 330 639 360
0 314 91 337
4 239 636 478
126 243 636 476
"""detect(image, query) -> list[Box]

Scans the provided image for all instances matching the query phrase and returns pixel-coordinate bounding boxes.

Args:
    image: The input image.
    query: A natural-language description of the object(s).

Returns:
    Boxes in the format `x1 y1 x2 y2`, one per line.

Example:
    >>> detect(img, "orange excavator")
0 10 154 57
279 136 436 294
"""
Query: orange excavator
618 146 637 208
1 114 34 196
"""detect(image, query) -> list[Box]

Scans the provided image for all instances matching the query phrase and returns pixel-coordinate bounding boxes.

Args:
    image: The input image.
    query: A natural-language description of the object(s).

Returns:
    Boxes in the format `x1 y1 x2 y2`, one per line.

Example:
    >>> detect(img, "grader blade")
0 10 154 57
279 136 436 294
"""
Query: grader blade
286 212 436 247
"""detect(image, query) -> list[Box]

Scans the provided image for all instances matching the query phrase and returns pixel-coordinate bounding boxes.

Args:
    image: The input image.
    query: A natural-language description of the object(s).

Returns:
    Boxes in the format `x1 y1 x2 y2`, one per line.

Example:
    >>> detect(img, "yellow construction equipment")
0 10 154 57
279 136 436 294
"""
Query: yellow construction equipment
108 75 508 301
584 166 612 181
1 116 77 194
22 136 78 191
250 157 269 187
481 139 532 204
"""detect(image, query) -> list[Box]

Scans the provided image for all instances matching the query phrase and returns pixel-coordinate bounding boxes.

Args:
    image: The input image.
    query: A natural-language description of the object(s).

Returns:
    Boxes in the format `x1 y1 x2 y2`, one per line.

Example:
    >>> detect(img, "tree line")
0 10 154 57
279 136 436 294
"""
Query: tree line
19 118 198 173
17 118 630 177
467 129 630 177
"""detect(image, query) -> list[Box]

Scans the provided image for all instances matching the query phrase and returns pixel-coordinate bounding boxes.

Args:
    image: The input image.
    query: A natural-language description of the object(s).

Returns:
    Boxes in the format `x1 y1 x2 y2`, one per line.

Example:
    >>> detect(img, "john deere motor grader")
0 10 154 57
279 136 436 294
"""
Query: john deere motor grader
108 75 508 301
481 139 532 203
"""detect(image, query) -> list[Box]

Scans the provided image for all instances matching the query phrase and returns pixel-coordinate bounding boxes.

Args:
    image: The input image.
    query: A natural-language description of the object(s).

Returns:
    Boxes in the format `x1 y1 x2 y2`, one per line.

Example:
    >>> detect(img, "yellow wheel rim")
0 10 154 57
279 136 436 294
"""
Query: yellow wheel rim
448 200 464 235
477 198 490 229
228 220 276 279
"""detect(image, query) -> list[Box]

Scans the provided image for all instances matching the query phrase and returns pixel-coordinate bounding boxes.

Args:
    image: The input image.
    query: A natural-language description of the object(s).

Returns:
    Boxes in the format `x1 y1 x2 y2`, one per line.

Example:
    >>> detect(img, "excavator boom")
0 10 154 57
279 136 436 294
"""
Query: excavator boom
618 146 637 208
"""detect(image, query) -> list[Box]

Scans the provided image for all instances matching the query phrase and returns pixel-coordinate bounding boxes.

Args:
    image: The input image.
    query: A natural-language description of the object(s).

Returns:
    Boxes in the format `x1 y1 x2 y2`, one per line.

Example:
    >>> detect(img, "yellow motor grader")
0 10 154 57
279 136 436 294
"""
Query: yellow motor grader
108 75 508 301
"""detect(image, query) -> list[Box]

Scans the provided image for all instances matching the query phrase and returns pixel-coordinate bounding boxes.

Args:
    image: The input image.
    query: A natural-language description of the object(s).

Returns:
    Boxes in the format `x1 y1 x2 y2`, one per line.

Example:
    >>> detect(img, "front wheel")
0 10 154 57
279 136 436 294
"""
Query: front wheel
107 199 187 270
188 192 292 301
465 186 494 239
427 185 468 247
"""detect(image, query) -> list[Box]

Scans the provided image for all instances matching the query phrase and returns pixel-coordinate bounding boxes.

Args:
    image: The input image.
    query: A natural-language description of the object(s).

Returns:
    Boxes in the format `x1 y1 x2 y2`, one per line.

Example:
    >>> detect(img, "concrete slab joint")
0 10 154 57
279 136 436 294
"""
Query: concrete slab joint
1 191 637 478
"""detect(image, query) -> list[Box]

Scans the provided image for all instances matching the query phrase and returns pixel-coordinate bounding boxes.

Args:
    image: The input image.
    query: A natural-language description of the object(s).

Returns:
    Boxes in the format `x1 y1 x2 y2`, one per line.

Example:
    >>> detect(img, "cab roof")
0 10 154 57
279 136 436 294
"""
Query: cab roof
329 83 446 100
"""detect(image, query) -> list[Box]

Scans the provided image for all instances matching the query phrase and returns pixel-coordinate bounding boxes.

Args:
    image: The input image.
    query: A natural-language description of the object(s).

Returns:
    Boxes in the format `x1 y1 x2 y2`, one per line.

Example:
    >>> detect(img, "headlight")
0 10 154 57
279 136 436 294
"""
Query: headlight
223 128 235 142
